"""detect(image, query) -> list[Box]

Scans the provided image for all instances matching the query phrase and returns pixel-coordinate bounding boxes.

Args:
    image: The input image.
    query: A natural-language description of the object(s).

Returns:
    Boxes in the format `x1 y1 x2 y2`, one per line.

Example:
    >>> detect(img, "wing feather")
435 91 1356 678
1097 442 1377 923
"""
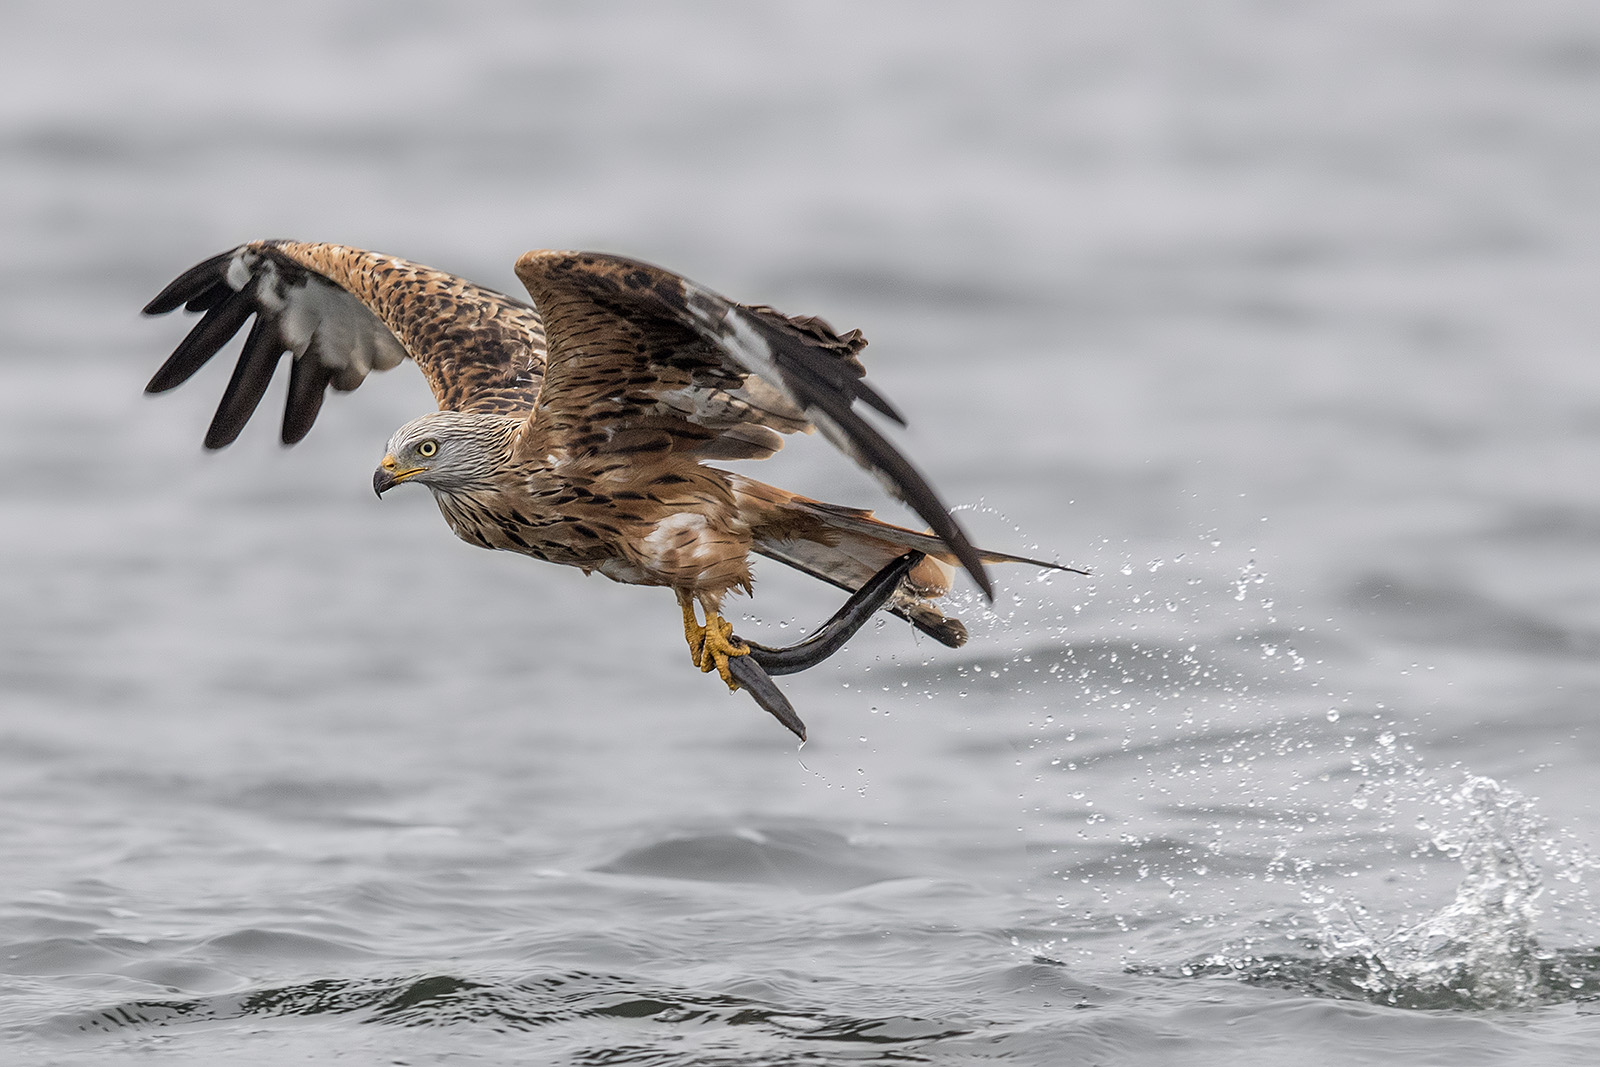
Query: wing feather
144 250 237 316
281 348 335 445
146 289 259 394
513 250 997 600
143 241 547 448
205 315 286 449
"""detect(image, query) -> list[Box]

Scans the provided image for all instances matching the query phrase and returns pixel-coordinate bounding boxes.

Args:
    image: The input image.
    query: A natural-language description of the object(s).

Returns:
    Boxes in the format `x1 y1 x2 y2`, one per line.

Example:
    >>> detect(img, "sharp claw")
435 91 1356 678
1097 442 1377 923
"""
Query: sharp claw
698 613 749 689
678 594 750 689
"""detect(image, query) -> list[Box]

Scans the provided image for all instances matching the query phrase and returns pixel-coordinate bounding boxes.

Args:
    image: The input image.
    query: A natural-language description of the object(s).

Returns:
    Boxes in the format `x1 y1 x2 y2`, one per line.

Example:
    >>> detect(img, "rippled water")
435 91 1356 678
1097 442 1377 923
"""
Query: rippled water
7 2 1600 1063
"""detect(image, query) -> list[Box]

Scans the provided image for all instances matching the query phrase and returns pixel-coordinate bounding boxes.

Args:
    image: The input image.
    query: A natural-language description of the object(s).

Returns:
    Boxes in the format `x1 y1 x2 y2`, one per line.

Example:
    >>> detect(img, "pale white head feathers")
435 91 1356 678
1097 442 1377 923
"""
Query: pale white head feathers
374 411 518 496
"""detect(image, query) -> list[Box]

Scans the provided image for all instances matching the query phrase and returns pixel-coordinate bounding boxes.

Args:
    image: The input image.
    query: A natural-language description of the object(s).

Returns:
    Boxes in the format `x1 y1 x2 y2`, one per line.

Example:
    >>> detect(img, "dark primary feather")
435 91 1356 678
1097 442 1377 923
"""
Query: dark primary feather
142 250 235 316
742 304 906 426
145 288 257 395
205 315 287 449
281 353 334 444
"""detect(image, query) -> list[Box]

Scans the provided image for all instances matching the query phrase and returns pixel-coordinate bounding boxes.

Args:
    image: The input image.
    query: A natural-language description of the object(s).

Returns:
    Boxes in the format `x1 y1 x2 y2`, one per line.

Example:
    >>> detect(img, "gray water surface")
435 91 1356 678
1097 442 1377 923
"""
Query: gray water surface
6 3 1600 1063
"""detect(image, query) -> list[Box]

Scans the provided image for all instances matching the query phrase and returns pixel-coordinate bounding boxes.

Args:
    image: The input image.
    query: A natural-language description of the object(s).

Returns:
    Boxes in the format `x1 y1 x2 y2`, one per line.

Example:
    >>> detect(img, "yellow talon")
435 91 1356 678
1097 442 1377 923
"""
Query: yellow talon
699 612 750 690
679 591 707 661
676 591 748 690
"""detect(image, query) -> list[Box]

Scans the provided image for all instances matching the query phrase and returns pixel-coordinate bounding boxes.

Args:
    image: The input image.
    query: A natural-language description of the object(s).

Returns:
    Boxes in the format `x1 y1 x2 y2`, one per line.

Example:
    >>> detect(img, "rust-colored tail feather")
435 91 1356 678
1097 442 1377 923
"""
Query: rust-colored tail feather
730 475 1077 648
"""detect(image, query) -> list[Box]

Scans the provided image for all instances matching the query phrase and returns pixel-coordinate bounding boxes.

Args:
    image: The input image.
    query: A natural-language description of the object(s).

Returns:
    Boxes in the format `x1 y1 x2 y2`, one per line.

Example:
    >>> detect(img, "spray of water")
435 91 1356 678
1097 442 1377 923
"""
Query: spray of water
971 519 1599 1007
1314 776 1552 1007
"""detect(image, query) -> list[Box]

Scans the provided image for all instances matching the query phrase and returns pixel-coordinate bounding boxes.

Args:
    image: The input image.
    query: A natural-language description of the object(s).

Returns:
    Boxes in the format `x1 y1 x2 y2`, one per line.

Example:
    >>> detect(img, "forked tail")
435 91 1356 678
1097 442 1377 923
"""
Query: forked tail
729 475 1080 648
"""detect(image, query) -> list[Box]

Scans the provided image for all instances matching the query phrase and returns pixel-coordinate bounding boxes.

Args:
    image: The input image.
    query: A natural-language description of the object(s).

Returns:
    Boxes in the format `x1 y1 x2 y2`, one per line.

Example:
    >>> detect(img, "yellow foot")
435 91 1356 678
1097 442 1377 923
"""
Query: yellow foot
678 591 707 660
676 592 748 690
698 611 750 690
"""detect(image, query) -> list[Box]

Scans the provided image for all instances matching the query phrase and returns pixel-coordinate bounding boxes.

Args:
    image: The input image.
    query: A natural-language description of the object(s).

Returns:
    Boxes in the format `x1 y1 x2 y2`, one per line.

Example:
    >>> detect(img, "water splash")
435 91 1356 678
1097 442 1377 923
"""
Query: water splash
1313 776 1562 1008
988 532 1600 1008
1137 775 1600 1010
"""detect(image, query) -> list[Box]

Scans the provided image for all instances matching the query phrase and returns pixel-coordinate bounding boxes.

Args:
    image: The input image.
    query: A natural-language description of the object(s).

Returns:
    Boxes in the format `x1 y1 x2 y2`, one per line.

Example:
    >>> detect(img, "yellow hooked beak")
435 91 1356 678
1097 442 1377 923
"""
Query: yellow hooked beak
373 454 426 497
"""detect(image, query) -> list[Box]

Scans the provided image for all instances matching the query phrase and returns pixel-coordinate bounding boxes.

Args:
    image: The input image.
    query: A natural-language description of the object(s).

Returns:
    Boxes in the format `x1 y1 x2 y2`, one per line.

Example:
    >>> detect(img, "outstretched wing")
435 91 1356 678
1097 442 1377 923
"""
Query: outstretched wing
513 250 995 600
143 241 547 449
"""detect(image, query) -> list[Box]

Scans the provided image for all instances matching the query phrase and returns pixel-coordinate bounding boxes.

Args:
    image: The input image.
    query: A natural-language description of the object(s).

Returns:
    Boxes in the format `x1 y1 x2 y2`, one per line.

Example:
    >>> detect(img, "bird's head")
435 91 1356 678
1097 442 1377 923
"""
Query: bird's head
373 411 516 497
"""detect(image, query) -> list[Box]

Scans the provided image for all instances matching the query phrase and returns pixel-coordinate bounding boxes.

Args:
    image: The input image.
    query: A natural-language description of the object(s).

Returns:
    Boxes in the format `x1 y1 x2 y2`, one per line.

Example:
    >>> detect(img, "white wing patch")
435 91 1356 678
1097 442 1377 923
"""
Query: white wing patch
228 247 409 391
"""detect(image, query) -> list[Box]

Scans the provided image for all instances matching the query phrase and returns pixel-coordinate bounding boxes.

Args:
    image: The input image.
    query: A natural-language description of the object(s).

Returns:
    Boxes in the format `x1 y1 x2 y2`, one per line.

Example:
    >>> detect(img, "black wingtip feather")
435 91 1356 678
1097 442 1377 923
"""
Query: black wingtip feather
182 286 229 314
202 317 285 449
142 251 235 316
853 380 906 426
145 295 257 394
839 412 995 600
281 353 332 444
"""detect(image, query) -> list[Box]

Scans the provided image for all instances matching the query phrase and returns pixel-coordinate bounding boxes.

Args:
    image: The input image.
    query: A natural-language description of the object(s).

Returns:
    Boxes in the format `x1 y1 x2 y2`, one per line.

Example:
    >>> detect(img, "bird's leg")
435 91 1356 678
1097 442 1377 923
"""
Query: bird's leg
677 590 707 664
675 591 749 690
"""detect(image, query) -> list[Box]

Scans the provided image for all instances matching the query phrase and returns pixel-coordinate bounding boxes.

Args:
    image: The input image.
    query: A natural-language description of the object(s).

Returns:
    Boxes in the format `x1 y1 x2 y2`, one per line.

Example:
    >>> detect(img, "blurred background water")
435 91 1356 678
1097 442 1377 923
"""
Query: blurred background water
5 1 1600 1063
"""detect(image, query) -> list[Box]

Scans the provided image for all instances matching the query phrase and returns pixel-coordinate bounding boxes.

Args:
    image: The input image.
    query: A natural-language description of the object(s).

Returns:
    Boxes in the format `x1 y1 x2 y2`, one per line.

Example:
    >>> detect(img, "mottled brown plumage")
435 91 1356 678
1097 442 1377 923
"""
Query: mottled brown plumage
144 241 1073 697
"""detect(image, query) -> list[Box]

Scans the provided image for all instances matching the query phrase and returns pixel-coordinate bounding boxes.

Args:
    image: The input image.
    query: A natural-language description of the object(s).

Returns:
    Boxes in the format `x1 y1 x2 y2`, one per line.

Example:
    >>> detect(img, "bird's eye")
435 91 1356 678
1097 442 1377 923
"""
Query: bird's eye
417 439 439 458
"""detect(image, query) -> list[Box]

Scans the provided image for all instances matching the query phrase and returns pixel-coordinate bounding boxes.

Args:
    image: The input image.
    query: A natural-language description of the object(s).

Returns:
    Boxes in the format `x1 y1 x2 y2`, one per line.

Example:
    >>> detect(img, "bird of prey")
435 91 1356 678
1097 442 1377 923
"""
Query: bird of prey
143 242 1070 724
